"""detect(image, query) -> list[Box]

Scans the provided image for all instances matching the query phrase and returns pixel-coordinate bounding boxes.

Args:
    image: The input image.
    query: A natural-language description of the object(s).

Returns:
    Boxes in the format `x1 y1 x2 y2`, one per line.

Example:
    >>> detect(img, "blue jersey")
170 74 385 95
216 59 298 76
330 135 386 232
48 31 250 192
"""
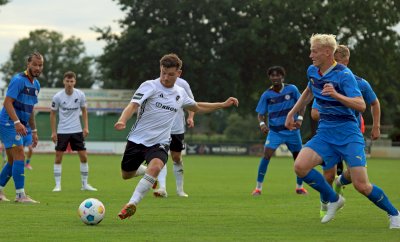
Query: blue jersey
256 84 301 135
311 74 377 128
0 72 40 126
307 63 364 145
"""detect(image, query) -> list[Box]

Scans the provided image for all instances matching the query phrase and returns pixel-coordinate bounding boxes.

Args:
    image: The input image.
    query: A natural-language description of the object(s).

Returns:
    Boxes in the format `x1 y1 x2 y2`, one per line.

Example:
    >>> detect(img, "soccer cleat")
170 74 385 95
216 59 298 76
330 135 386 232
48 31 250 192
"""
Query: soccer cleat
81 184 98 191
321 195 345 223
118 203 137 220
333 177 344 196
0 191 10 202
177 191 189 197
25 164 33 170
52 185 62 192
153 188 168 198
389 211 400 229
296 187 309 195
320 202 328 218
15 195 40 204
252 188 262 196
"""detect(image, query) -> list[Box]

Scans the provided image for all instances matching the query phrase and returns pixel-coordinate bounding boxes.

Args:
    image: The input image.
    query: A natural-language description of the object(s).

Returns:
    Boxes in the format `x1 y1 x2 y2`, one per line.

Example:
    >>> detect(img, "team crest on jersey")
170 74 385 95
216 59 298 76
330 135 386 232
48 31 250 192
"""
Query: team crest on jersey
176 95 180 101
15 135 21 141
285 94 291 100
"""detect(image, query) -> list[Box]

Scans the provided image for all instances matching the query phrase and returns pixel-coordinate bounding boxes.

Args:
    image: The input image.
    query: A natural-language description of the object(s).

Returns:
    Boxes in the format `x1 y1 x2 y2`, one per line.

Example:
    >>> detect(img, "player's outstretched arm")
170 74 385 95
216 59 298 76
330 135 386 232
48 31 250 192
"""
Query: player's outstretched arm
187 97 239 113
114 102 139 130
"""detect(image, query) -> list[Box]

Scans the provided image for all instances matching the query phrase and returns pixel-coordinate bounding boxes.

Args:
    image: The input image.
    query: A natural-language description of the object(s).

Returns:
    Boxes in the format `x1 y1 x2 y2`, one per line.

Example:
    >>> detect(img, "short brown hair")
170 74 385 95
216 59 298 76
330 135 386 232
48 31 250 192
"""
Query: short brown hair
63 71 76 79
160 53 182 70
27 51 43 62
335 45 350 59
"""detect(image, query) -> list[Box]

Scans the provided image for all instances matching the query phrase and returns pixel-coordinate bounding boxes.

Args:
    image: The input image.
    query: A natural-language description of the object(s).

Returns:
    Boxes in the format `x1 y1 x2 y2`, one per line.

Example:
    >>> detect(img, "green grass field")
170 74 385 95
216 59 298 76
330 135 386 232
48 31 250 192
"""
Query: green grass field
0 154 399 241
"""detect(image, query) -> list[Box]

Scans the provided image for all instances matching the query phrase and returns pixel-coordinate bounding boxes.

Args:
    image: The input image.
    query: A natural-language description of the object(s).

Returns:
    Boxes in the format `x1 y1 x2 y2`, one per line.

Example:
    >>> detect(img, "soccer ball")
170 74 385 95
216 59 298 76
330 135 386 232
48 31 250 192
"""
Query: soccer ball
78 198 105 225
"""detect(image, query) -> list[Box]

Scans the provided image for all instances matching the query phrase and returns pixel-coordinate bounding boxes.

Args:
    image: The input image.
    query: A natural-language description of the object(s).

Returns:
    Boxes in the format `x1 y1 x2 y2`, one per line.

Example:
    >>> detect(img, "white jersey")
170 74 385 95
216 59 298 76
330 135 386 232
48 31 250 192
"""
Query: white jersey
171 78 194 134
51 88 86 134
128 78 196 146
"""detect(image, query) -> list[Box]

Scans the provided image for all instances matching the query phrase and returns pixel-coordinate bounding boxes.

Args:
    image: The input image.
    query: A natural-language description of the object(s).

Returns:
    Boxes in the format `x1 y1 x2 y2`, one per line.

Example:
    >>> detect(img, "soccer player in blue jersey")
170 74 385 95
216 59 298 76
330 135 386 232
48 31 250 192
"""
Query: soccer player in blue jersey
252 66 308 196
311 45 382 217
0 52 43 203
285 34 399 228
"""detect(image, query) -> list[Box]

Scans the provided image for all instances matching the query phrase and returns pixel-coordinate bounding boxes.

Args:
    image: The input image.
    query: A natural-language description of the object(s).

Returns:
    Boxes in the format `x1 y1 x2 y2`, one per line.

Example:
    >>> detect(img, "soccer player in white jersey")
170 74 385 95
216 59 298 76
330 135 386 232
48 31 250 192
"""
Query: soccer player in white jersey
115 53 239 219
50 71 97 192
153 77 195 198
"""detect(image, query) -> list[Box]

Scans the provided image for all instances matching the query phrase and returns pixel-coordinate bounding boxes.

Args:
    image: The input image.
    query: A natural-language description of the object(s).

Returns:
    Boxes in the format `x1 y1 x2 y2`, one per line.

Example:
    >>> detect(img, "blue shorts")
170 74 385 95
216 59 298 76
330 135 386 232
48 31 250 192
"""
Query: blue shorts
264 130 302 152
304 133 366 170
0 124 24 149
23 132 33 147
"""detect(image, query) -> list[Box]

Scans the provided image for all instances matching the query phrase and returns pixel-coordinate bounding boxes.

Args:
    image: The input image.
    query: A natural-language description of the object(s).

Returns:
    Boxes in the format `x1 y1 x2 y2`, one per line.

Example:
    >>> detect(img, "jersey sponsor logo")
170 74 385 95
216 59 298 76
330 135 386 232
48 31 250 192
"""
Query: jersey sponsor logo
62 107 79 111
133 93 144 100
155 102 178 112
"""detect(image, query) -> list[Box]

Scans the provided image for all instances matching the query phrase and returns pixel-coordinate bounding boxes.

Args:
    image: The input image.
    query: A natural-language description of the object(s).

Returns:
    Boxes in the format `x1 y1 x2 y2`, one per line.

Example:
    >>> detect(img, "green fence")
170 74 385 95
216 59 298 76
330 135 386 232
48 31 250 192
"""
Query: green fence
35 112 136 141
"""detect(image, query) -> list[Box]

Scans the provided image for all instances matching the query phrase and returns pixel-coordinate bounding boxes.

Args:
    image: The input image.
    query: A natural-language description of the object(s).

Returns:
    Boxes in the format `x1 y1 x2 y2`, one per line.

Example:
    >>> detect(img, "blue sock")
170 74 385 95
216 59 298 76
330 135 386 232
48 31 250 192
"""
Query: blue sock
296 176 303 186
0 162 13 187
367 184 398 216
12 160 25 190
302 169 337 202
339 175 351 185
26 159 30 165
257 158 270 183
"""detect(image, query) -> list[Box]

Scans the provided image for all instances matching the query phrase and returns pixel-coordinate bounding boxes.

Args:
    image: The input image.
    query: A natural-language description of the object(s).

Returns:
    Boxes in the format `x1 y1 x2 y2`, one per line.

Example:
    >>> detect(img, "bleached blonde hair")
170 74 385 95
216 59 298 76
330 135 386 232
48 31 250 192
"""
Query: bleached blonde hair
310 34 337 52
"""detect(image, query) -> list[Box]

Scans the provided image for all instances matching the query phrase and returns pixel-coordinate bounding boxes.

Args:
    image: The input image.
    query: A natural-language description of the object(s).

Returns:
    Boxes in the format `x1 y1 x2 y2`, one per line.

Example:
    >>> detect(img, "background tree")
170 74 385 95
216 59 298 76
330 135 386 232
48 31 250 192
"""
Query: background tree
0 29 95 88
95 0 400 139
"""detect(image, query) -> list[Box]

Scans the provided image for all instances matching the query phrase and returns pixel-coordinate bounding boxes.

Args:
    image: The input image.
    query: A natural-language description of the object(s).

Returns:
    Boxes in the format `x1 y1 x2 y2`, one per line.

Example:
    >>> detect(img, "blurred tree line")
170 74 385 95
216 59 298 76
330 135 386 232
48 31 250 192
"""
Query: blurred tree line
1 0 400 142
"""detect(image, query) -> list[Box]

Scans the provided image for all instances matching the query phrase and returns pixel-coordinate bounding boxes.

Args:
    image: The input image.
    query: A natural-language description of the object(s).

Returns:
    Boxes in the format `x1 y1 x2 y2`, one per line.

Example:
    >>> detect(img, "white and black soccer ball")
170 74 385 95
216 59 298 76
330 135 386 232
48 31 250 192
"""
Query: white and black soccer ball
78 198 105 225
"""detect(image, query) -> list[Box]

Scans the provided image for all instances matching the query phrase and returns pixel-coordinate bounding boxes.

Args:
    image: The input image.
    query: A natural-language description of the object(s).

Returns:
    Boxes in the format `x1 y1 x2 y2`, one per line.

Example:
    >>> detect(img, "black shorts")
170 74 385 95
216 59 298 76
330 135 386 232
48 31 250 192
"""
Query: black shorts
170 134 185 152
55 132 86 151
121 141 169 172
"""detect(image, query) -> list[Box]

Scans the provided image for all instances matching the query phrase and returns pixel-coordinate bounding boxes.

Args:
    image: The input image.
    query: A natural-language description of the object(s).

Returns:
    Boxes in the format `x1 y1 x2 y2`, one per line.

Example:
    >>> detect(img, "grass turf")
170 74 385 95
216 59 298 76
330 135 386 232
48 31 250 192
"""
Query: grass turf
0 154 399 241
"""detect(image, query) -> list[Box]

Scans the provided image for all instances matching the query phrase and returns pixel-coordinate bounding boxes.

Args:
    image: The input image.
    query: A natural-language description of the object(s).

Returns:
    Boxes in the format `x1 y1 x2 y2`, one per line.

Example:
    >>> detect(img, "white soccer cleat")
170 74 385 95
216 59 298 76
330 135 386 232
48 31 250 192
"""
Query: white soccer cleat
52 185 62 192
321 195 345 223
0 190 10 202
153 188 168 198
81 184 98 191
177 191 189 197
389 211 400 229
15 195 40 204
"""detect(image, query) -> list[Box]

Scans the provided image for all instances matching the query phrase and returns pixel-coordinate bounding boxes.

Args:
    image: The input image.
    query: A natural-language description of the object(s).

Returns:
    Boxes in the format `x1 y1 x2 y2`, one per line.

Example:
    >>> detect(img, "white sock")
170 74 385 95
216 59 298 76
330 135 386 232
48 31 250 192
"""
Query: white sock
157 165 167 189
54 164 62 187
134 164 147 177
80 162 89 187
16 188 25 198
256 182 262 190
336 175 343 187
173 162 184 192
129 174 156 205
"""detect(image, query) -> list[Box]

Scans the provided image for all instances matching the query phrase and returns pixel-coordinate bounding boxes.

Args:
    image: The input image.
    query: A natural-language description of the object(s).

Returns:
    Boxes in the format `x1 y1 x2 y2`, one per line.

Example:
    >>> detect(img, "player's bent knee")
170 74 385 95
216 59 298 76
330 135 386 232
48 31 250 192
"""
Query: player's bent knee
353 182 372 195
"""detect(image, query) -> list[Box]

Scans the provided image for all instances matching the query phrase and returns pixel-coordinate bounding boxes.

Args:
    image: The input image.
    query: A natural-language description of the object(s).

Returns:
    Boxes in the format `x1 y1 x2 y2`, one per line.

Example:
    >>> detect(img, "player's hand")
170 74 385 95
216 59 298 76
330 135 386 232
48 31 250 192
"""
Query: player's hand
15 122 27 136
371 126 380 140
32 132 38 148
83 128 89 138
321 83 338 98
187 118 194 128
295 120 303 129
114 121 126 130
51 133 57 144
260 124 269 135
223 97 239 108
285 113 297 130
